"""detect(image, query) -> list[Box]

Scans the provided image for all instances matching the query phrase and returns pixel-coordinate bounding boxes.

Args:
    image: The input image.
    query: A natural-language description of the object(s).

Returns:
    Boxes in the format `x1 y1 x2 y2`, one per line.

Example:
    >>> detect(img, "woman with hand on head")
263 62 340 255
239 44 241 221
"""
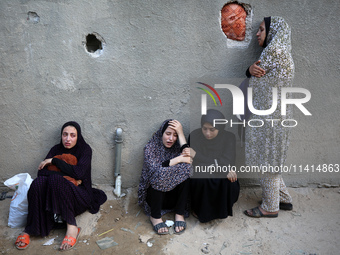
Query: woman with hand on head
15 121 107 251
188 109 240 223
244 17 294 218
138 119 192 235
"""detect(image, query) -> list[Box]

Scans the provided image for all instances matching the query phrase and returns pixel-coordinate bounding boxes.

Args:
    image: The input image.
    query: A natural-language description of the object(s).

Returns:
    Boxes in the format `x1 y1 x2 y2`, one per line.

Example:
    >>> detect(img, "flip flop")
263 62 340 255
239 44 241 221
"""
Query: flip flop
60 227 81 251
151 222 169 235
244 207 278 218
15 233 30 250
174 221 186 235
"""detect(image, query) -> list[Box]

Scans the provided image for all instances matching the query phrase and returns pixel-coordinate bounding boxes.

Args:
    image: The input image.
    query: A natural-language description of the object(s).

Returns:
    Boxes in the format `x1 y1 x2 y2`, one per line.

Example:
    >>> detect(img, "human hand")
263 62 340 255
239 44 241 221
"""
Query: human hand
179 155 192 164
181 147 196 159
181 147 190 157
168 120 184 136
227 171 237 182
38 158 52 170
249 60 266 77
171 155 192 165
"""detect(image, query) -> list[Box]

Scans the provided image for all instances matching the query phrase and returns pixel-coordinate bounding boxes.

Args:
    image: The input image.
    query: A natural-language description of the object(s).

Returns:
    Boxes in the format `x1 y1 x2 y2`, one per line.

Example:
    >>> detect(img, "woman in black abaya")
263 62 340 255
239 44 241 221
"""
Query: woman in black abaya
15 121 107 251
188 109 240 223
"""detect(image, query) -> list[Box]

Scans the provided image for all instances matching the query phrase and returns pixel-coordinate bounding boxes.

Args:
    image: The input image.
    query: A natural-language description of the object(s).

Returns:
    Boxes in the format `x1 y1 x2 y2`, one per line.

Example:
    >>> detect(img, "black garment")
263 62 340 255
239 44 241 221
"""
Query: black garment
189 128 236 178
263 16 271 48
188 125 240 223
246 67 251 78
25 121 107 237
146 179 190 219
191 178 239 223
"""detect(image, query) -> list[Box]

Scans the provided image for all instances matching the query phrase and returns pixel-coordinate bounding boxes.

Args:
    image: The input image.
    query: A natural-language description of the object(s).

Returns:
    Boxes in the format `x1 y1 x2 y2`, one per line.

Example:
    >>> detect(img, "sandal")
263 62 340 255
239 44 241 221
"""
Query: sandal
244 207 278 218
152 222 169 235
174 221 186 235
279 202 293 211
15 233 30 250
60 227 81 251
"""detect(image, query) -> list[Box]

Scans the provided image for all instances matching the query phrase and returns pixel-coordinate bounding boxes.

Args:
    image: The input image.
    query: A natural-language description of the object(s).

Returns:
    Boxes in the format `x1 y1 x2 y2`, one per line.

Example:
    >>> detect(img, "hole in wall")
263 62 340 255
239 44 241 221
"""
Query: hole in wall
84 32 105 57
86 34 102 52
221 2 247 41
27 11 40 24
221 1 252 48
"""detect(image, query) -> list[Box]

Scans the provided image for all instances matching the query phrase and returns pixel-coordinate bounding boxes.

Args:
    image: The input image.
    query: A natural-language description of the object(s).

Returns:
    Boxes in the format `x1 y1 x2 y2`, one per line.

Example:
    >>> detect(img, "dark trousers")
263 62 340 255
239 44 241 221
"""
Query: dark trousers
146 179 190 219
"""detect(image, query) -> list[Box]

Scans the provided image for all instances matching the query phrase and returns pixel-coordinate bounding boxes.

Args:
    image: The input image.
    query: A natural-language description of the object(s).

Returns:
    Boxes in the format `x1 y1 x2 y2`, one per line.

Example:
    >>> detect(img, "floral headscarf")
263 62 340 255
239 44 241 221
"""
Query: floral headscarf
252 16 294 113
138 119 191 216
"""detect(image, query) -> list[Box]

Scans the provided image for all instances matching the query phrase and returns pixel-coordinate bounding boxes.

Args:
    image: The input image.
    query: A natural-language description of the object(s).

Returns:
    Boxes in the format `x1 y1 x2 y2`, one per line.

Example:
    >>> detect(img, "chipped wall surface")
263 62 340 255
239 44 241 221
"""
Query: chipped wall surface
0 0 339 188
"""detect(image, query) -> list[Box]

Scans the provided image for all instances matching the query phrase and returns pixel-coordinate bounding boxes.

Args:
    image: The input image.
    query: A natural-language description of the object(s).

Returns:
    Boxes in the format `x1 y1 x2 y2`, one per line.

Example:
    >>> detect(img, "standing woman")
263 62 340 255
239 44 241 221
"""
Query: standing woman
15 121 107 250
188 109 240 223
244 17 294 217
138 119 192 235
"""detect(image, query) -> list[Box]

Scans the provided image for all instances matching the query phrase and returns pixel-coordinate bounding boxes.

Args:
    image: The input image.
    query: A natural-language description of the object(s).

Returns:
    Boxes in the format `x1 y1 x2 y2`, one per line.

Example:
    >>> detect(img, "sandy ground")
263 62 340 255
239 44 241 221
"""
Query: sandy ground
0 185 339 255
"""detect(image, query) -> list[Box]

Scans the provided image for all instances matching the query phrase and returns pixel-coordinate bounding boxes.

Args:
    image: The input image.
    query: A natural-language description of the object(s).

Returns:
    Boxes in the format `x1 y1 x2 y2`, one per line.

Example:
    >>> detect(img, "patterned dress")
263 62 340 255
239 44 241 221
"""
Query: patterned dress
138 119 192 217
246 16 294 170
245 17 294 212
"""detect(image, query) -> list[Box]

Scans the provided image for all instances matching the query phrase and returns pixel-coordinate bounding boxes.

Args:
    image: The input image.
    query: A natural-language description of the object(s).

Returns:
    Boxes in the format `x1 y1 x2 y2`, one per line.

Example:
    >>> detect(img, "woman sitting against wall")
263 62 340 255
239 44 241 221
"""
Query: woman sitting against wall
188 109 240 223
138 119 192 235
15 121 107 251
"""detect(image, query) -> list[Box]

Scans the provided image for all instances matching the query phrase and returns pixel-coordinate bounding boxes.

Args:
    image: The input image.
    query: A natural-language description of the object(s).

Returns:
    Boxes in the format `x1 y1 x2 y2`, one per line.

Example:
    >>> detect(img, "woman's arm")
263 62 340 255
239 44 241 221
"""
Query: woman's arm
38 158 53 170
51 158 75 177
38 145 92 180
168 120 187 147
248 60 266 77
169 154 192 166
164 119 191 166
66 148 92 180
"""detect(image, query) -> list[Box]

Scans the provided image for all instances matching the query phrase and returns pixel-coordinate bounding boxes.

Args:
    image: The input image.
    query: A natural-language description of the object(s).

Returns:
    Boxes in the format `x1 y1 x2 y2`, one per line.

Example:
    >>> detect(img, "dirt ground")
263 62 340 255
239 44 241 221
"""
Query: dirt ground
0 185 339 255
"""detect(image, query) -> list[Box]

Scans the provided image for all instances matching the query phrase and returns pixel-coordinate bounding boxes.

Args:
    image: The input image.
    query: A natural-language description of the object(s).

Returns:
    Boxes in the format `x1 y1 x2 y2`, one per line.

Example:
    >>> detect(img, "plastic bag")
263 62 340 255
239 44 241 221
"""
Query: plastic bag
4 173 33 228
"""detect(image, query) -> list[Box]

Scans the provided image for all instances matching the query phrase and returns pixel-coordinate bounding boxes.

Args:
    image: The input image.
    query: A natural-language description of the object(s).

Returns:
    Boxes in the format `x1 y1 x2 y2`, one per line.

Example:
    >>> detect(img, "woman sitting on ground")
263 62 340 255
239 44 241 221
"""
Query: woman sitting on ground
15 121 107 251
138 119 192 235
188 109 240 223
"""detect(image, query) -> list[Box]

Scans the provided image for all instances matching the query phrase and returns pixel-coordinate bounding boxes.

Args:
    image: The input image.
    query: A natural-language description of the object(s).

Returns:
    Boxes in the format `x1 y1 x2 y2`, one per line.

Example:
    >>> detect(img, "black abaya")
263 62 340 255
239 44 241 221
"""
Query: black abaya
189 128 240 223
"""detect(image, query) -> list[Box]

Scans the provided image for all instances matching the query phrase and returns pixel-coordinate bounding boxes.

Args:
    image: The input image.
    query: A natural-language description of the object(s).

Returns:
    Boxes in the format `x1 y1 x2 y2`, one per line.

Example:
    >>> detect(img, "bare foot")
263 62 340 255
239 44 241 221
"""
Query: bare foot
59 224 79 250
150 216 168 234
175 214 185 233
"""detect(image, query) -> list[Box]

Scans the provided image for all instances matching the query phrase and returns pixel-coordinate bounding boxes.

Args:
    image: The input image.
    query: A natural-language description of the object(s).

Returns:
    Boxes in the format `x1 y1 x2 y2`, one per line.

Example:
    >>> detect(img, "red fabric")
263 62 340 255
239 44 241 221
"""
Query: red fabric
47 154 81 186
221 3 247 41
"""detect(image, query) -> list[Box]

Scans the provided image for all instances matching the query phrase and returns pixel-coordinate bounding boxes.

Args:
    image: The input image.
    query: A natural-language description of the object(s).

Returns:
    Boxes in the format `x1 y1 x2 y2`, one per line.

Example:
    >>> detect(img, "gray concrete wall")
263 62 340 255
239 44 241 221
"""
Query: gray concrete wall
1 0 339 188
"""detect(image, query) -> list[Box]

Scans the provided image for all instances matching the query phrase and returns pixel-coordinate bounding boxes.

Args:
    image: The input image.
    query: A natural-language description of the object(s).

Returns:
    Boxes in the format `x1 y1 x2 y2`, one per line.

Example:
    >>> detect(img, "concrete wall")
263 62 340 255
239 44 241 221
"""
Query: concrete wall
1 0 339 188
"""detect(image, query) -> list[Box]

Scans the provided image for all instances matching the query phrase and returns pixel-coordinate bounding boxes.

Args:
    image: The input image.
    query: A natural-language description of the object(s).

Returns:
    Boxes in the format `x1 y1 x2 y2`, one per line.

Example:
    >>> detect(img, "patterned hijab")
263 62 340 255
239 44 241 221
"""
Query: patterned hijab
249 16 294 117
138 119 191 216
246 17 294 168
